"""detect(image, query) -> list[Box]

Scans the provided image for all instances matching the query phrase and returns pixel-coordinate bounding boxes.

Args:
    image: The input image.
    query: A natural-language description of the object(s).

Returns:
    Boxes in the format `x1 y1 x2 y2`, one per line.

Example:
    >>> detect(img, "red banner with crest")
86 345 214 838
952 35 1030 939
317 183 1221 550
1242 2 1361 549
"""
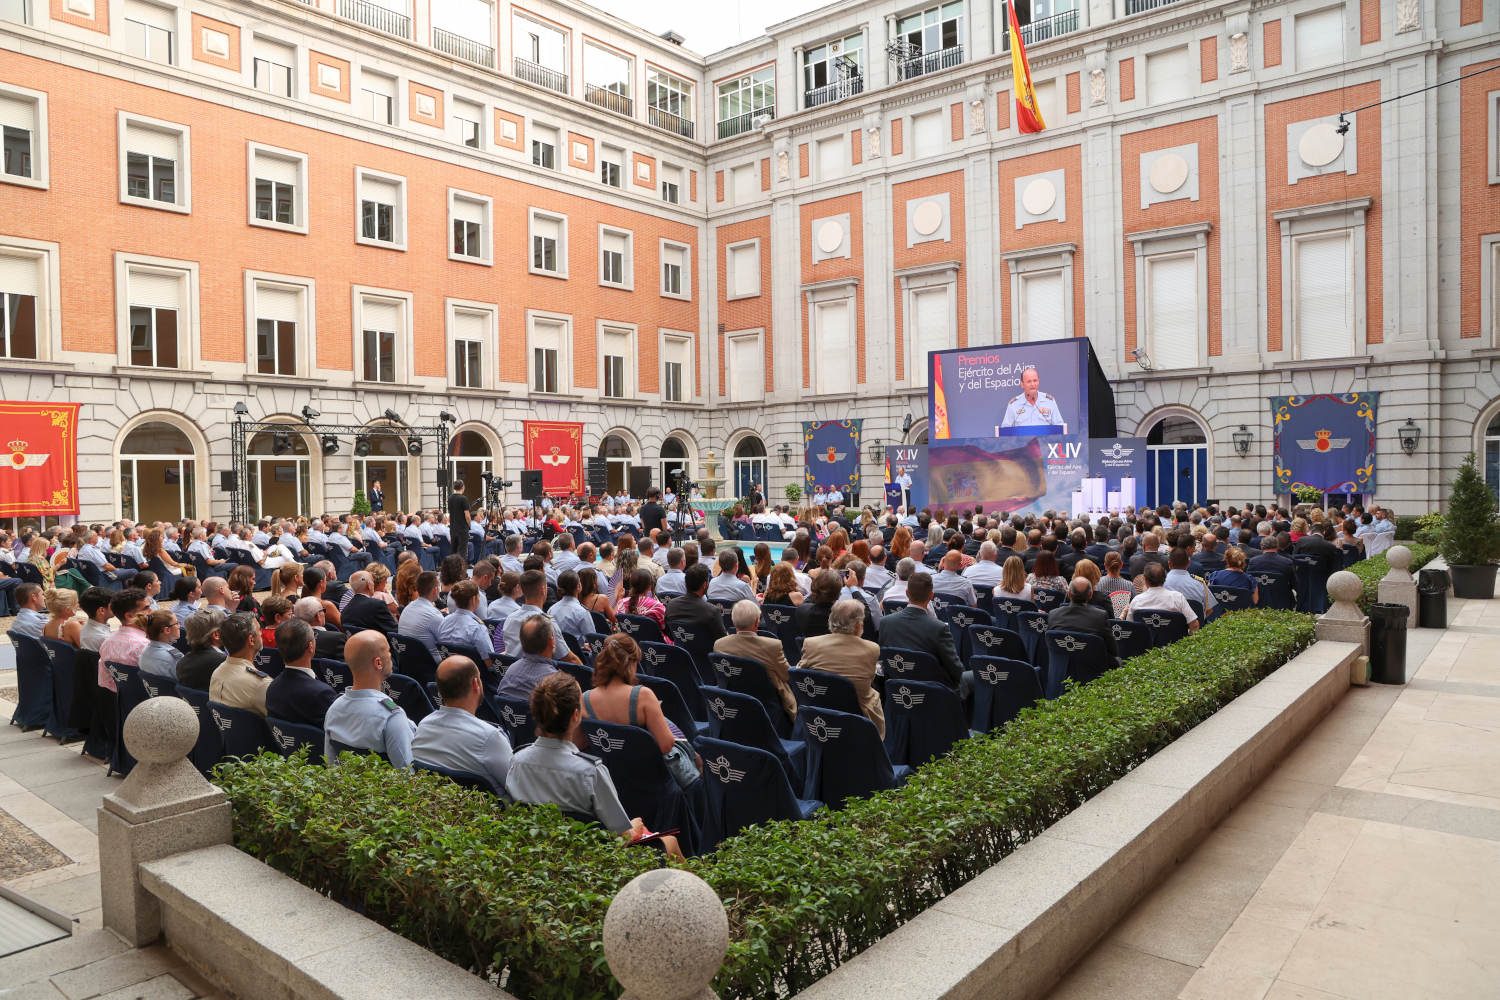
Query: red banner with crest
0 402 81 517
524 421 583 497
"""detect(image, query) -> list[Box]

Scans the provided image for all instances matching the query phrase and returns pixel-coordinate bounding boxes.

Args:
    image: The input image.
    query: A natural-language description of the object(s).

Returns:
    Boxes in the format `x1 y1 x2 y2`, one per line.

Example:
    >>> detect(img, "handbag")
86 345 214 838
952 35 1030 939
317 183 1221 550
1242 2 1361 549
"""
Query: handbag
662 739 700 789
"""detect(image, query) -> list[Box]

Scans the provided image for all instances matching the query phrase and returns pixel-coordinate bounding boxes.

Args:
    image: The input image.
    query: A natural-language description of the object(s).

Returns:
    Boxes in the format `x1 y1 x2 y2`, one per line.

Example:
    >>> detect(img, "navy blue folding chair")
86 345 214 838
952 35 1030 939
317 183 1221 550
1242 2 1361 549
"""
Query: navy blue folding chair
385 672 435 723
881 599 907 618
7 632 54 732
799 706 910 806
1291 554 1329 614
972 584 995 607
38 638 83 743
583 631 612 661
710 652 793 739
970 656 1043 731
990 596 1038 634
487 695 536 750
616 614 665 645
665 621 717 686
210 701 274 760
883 680 968 768
105 660 159 776
148 557 181 595
253 646 284 679
638 641 708 725
580 719 704 856
1252 572 1295 611
1341 546 1363 569
312 657 354 693
413 758 497 795
878 646 949 685
759 604 799 665
1206 585 1254 622
696 736 822 848
556 659 594 690
266 717 325 765
176 686 223 775
966 623 1028 665
700 685 805 790
389 634 440 687
1031 587 1066 613
938 605 993 663
636 673 708 743
787 667 864 717
1043 629 1109 699
1135 609 1190 648
1110 619 1153 661
1017 611 1050 666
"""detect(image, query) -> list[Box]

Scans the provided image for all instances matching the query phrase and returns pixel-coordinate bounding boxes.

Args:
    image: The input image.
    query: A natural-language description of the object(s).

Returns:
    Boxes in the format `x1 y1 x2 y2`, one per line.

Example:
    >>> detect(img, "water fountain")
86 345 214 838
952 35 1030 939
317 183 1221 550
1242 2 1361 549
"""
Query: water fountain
694 450 737 540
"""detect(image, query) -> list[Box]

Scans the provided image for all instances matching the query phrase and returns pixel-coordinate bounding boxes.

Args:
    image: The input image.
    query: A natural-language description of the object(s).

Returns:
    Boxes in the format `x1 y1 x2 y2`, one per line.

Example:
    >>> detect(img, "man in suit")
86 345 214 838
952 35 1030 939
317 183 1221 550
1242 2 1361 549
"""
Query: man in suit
994 526 1023 568
712 600 795 723
1248 534 1296 591
876 572 968 696
1128 533 1169 578
292 596 347 661
1294 523 1342 578
340 570 398 636
797 599 884 739
266 617 338 726
1048 578 1121 668
664 563 728 646
1190 534 1226 577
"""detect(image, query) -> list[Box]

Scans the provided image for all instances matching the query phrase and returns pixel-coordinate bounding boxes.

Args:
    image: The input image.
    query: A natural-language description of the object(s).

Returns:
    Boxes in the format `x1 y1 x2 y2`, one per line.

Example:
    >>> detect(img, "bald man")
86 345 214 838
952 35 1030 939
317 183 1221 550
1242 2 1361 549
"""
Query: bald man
323 630 415 767
411 655 513 796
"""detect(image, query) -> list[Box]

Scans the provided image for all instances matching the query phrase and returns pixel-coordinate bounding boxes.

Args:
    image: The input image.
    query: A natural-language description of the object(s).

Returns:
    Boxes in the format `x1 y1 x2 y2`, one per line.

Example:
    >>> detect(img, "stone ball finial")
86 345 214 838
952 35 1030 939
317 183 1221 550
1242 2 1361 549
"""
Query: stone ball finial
1326 570 1363 607
604 869 729 1000
1386 545 1412 573
123 696 200 765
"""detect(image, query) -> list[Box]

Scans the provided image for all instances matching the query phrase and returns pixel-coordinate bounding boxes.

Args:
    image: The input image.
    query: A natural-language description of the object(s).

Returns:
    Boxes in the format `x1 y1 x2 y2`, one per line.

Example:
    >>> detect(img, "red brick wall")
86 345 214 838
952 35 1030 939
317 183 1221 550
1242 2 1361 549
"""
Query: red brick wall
1460 60 1500 338
996 145 1084 344
890 118 904 156
1264 20 1282 68
1359 0 1381 45
949 102 964 142
715 216 773 395
892 171 969 381
1200 37 1218 83
1119 58 1136 102
1461 0 1484 25
996 90 1010 131
798 193 865 388
850 128 863 167
1066 73 1081 115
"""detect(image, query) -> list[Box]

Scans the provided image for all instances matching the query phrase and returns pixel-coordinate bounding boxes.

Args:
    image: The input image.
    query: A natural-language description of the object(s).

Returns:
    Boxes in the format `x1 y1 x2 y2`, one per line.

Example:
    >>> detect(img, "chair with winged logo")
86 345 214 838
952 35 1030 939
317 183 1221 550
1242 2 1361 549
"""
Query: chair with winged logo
1135 609 1190 648
798 706 910 806
1042 629 1109 699
696 735 822 848
266 716 326 765
1110 618 1153 661
882 679 969 769
700 684 806 790
877 646 949 685
989 595 1038 634
579 718 705 857
710 652 793 739
637 641 708 726
969 656 1043 731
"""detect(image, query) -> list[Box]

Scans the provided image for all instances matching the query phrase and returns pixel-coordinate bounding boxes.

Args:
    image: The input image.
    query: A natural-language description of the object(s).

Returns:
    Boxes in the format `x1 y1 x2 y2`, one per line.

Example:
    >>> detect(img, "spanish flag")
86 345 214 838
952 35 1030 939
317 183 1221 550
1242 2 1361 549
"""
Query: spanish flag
1008 3 1046 134
933 354 951 440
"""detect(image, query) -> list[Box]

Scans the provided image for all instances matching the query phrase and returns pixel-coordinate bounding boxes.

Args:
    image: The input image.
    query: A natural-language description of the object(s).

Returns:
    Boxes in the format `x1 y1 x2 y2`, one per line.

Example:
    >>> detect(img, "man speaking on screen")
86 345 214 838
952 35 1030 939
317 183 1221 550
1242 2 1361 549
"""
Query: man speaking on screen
1000 368 1066 430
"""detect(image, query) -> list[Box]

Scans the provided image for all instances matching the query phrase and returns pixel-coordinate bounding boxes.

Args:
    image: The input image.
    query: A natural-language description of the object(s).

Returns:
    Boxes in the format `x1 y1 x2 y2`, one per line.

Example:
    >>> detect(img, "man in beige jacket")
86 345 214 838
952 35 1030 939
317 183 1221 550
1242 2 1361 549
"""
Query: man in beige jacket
796 599 884 739
712 600 796 723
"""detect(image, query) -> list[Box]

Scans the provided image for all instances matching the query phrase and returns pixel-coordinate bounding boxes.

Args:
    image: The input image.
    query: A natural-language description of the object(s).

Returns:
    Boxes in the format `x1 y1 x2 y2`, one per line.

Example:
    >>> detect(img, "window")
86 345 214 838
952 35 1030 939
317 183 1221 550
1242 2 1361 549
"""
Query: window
732 436 768 497
253 38 296 98
1145 46 1191 105
661 241 689 299
732 163 757 202
449 190 491 264
530 211 566 276
894 2 964 80
513 12 567 92
531 122 557 168
601 326 631 398
717 66 775 139
907 283 953 387
661 164 681 203
600 144 623 187
453 98 483 148
911 110 943 154
119 422 198 523
803 33 864 107
725 332 764 402
1018 271 1065 342
0 277 36 360
1295 6 1344 72
529 315 568 393
726 240 760 299
584 42 632 115
252 281 302 376
0 0 29 25
358 295 402 383
356 168 405 249
1145 253 1199 368
662 334 692 402
123 0 174 65
127 274 180 368
1294 233 1354 359
647 68 693 137
248 144 306 232
450 305 488 389
599 226 631 288
1004 242 1075 343
813 299 853 395
361 70 397 125
0 86 43 187
120 114 188 212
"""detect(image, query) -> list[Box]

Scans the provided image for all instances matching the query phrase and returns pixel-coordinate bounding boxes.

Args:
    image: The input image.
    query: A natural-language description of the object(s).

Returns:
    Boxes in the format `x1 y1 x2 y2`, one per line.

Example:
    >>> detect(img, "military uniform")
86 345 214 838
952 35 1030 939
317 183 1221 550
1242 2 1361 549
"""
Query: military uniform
208 656 272 717
1000 392 1066 428
324 688 417 767
505 736 632 833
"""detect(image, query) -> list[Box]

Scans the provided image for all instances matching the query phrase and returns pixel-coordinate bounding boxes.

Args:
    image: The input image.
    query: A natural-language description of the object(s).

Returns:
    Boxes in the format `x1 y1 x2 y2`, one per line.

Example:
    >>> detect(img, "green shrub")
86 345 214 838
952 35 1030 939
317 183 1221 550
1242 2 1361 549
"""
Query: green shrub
1412 511 1446 547
1351 543 1437 612
350 490 371 516
1294 486 1323 505
1394 513 1439 542
219 611 1316 1000
784 483 802 506
1441 454 1500 567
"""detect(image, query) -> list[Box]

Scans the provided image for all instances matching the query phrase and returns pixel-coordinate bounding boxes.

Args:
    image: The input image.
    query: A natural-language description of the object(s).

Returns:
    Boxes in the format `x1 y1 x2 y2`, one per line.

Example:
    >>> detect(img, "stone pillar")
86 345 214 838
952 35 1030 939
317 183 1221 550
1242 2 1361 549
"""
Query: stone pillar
1315 570 1370 653
98 697 232 947
604 869 728 1000
1377 545 1418 627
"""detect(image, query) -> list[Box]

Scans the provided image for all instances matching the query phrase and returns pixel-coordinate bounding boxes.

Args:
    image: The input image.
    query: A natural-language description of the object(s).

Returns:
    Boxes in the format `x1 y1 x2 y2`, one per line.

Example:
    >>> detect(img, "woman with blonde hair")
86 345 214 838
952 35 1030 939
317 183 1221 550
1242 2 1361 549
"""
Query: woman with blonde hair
269 563 303 601
1072 557 1101 588
997 555 1031 602
43 589 82 647
367 562 398 610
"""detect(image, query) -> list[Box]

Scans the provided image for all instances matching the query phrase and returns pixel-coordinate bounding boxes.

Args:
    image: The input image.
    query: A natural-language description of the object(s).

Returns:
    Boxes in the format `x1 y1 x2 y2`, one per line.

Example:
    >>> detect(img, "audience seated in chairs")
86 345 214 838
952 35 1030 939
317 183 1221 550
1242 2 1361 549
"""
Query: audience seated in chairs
494 615 565 702
499 570 577 662
138 610 184 683
412 654 513 796
265 617 337 727
795 599 885 738
176 609 227 690
1046 578 1121 670
342 570 400 636
98 588 151 693
79 586 115 654
712 600 797 725
293 596 347 660
324 629 416 767
582 633 700 784
11 583 47 639
209 613 272 717
438 580 495 665
42 588 82 648
1127 563 1200 633
876 572 968 697
664 564 729 647
397 570 444 660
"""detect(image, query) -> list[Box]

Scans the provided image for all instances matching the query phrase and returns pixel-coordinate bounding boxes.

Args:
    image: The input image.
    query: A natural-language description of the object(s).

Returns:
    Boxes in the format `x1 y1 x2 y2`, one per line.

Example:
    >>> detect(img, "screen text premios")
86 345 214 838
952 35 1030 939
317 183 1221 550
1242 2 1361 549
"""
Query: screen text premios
947 358 1042 395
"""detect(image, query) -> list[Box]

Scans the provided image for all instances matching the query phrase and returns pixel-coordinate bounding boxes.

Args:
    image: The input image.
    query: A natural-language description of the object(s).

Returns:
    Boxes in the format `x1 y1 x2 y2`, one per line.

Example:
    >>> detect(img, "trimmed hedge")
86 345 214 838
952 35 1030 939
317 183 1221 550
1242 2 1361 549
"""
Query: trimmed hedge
1351 544 1436 612
218 610 1316 1000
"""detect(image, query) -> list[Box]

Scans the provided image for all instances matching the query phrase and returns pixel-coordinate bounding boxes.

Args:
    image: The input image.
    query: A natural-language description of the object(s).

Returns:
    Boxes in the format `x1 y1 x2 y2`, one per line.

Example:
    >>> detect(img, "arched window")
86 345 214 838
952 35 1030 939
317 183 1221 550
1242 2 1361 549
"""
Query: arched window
1484 411 1500 502
659 436 690 494
732 437 767 500
247 428 310 520
1144 414 1209 510
450 430 494 504
355 428 414 513
120 422 197 522
600 434 632 494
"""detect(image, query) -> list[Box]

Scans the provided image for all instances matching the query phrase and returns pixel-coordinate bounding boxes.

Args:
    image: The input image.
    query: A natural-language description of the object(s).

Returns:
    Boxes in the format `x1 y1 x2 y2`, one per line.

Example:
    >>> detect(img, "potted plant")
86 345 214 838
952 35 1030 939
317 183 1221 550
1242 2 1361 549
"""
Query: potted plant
351 490 371 517
785 483 802 507
1440 453 1500 598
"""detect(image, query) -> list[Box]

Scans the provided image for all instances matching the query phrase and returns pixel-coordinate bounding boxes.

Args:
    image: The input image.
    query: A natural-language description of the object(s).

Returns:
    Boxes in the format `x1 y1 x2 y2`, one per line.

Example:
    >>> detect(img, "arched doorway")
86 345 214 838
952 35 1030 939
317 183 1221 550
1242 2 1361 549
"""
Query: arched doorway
450 429 495 505
119 422 197 522
355 424 415 513
247 427 311 519
600 433 633 494
1483 410 1500 502
905 417 929 446
659 435 692 494
732 436 768 500
1144 412 1209 510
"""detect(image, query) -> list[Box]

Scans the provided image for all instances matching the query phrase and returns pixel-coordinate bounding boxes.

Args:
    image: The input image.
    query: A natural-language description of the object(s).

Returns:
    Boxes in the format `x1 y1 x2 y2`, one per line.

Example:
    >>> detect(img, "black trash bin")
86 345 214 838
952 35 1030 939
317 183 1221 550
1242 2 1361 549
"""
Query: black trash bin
1418 568 1449 629
1367 603 1410 685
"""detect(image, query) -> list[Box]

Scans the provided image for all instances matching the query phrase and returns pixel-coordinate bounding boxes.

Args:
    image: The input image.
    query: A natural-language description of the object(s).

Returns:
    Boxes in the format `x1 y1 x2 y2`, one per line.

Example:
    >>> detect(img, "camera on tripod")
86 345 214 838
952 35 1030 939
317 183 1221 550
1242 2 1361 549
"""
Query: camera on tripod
670 471 696 493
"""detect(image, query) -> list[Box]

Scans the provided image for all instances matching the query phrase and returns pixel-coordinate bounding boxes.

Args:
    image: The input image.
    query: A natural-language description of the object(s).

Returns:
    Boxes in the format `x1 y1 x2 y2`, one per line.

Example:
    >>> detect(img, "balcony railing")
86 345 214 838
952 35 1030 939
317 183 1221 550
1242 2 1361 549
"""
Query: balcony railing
717 109 773 140
338 0 409 38
585 84 634 118
514 56 568 94
433 26 494 68
894 44 964 82
649 105 695 139
1125 0 1182 14
804 74 864 109
1001 8 1081 49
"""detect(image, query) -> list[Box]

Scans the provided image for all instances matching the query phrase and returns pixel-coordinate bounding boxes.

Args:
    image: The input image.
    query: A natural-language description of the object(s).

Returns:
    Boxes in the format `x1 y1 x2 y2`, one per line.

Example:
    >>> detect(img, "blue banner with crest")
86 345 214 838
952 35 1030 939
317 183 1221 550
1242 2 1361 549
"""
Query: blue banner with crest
803 419 861 502
1271 393 1378 494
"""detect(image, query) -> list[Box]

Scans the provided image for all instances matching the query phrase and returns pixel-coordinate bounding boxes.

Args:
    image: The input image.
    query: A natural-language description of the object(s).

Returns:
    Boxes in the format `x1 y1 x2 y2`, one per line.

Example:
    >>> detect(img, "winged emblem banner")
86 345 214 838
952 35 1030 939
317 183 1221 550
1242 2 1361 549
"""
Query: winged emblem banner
0 402 80 518
1271 393 1378 494
803 419 861 500
523 421 583 497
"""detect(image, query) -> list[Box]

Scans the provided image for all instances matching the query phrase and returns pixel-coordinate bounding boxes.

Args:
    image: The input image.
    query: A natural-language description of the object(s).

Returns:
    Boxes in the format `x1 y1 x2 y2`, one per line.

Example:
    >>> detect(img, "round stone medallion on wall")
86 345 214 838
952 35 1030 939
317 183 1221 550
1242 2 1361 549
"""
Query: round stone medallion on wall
912 199 944 236
1022 177 1057 217
817 220 844 254
1298 122 1345 168
1148 152 1190 195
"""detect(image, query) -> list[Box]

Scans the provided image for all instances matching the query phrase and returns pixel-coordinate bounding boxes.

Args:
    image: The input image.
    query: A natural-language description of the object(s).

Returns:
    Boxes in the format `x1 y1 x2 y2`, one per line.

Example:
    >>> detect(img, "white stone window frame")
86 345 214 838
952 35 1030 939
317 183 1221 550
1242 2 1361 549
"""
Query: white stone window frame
353 166 407 251
447 187 494 266
1001 242 1075 343
526 308 573 395
598 224 634 290
243 269 317 380
1480 234 1500 348
659 238 691 301
723 328 766 403
249 33 300 100
450 95 485 149
446 297 497 391
0 236 61 364
1127 222 1211 372
897 260 960 386
113 251 201 371
803 277 859 399
351 284 414 387
117 111 191 214
1488 90 1500 186
659 328 695 403
725 238 762 300
246 141 309 235
596 320 637 400
0 83 49 191
116 0 183 67
1273 197 1372 362
528 207 568 278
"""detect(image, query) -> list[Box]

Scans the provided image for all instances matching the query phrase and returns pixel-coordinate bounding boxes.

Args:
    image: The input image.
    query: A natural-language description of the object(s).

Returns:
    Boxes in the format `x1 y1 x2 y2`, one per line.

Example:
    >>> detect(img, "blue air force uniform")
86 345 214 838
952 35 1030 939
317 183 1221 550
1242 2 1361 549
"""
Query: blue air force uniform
324 688 416 767
1000 392 1066 428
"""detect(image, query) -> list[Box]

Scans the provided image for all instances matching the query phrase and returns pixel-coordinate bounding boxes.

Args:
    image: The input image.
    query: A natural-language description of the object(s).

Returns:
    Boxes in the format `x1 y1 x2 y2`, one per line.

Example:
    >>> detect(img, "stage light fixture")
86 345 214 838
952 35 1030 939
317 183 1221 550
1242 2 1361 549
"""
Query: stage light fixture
1397 418 1421 457
868 438 884 464
439 410 458 424
301 404 320 422
321 434 340 456
354 434 372 457
383 408 403 424
233 401 250 416
407 438 424 457
902 413 913 434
